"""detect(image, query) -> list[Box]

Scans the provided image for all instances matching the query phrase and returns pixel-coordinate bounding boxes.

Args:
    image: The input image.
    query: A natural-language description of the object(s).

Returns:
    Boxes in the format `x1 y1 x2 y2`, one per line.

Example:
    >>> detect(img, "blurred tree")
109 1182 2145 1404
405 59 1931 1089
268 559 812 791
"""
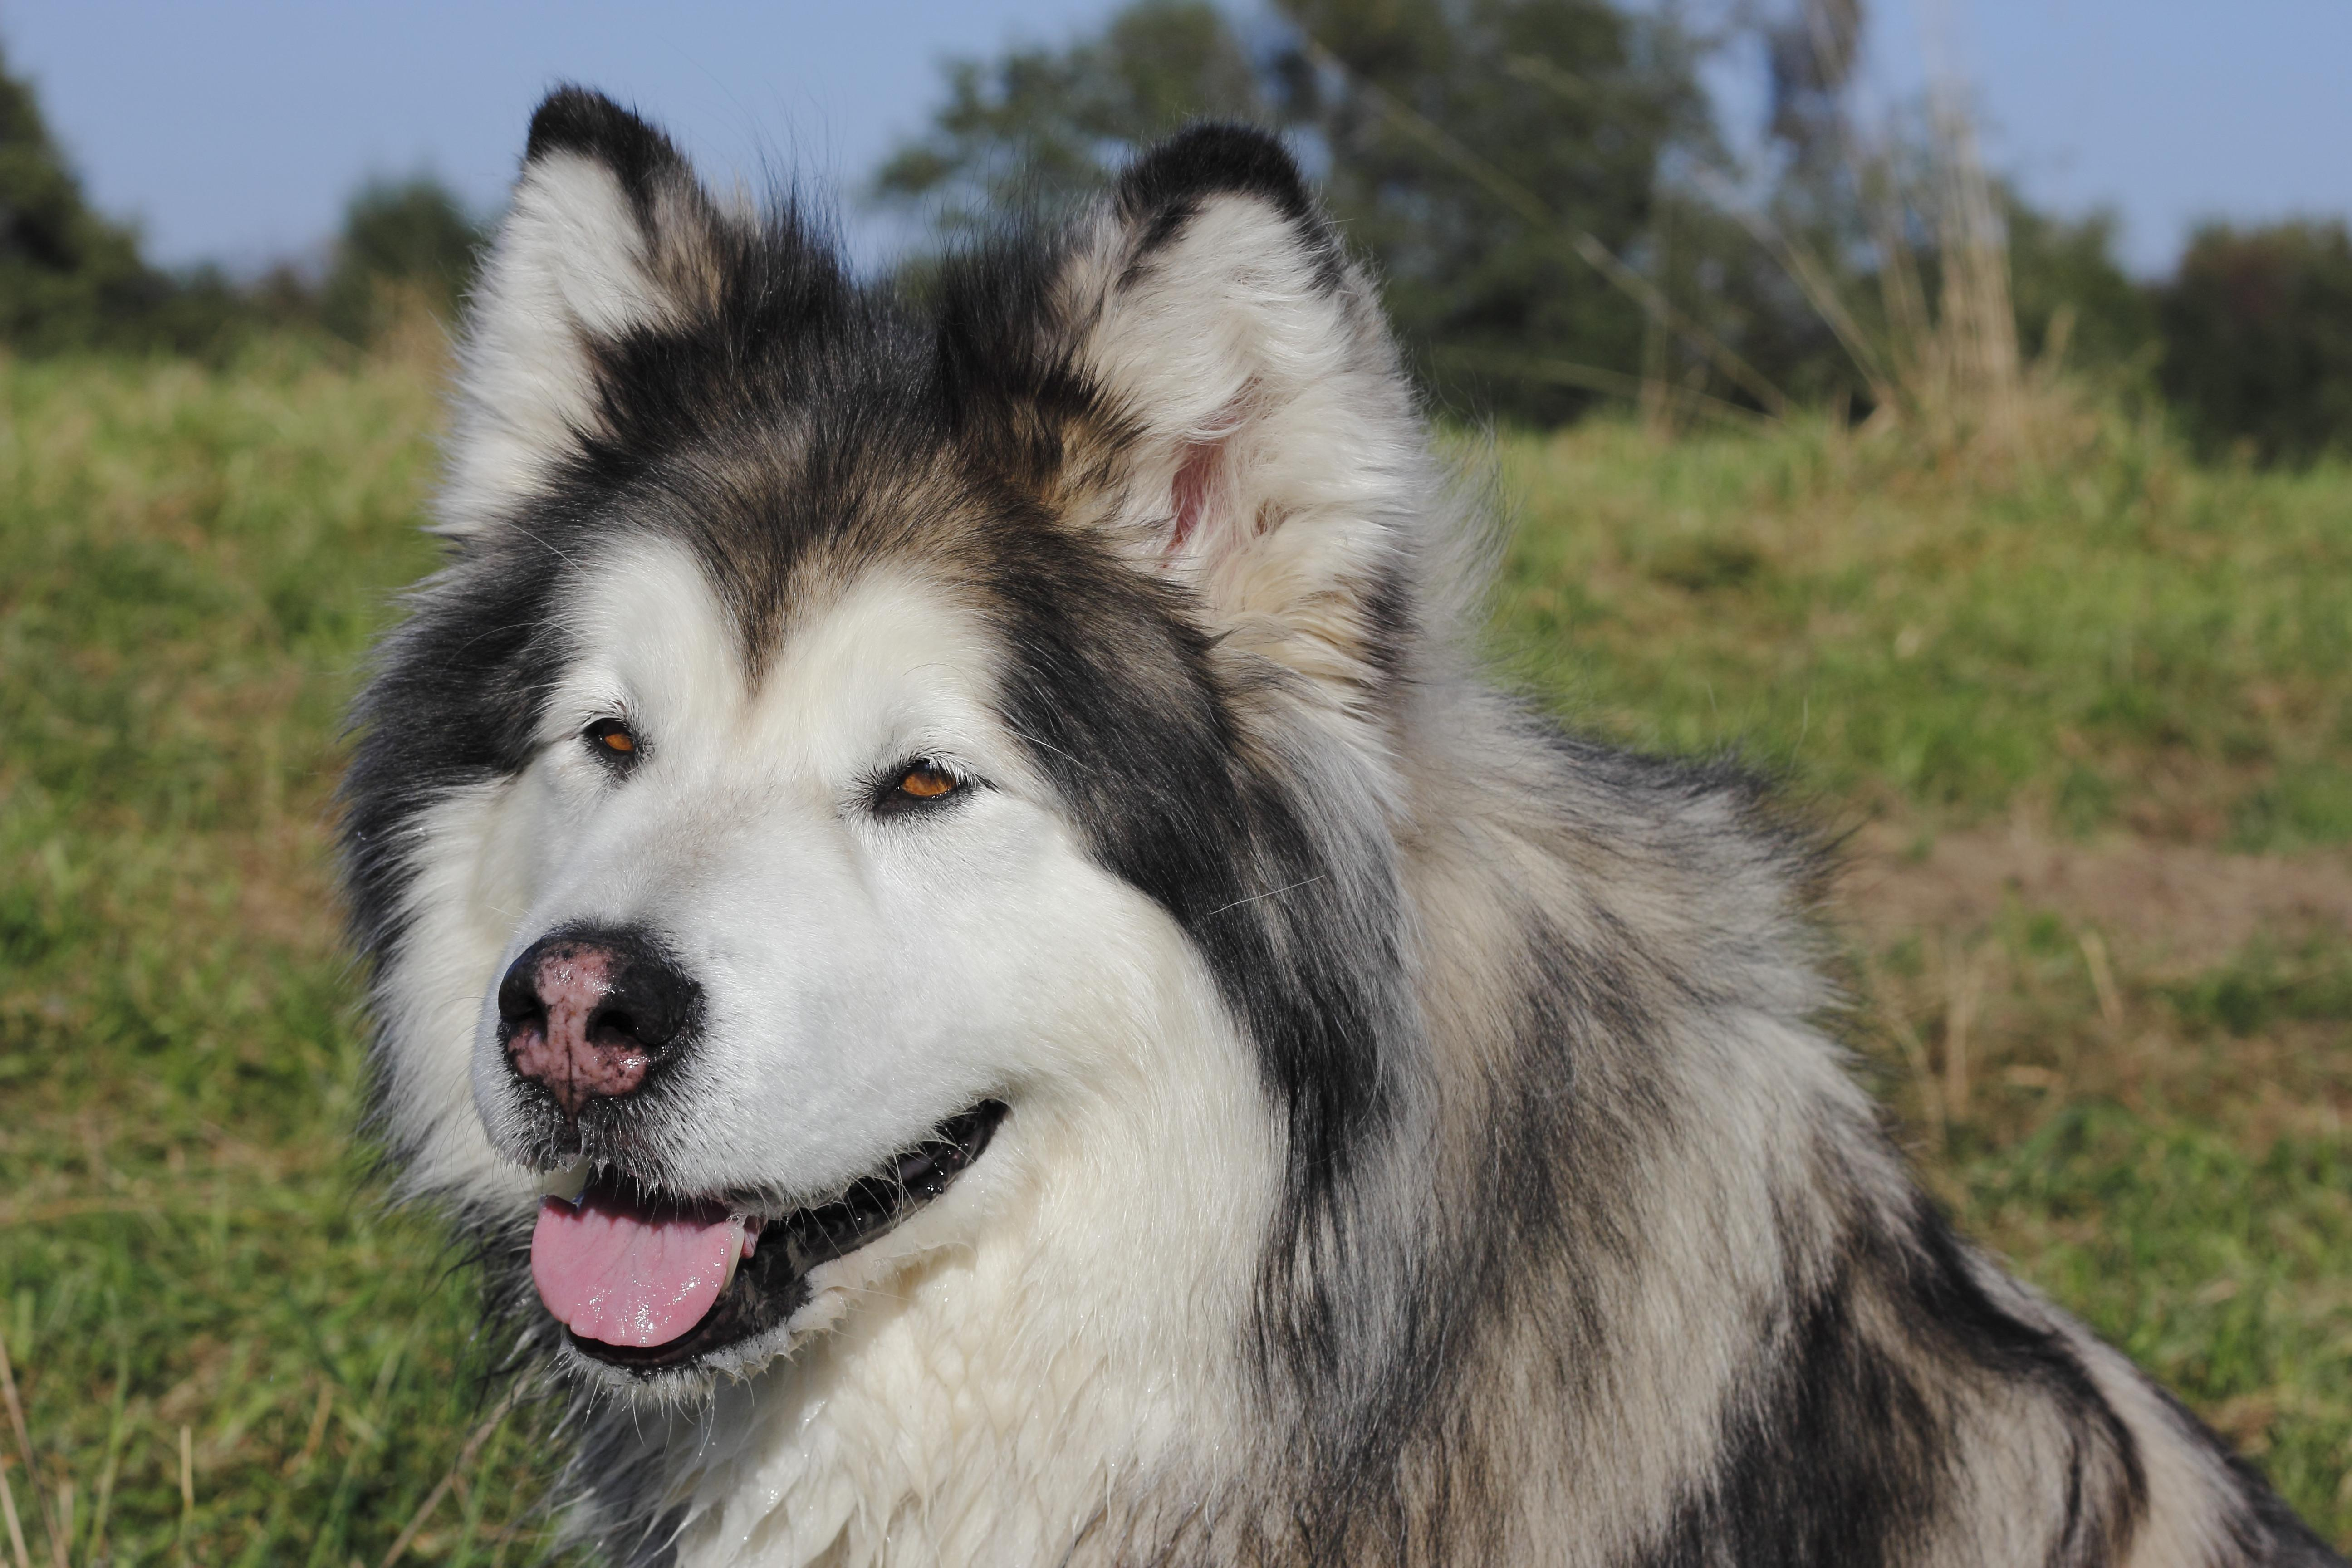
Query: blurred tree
1272 0 1714 423
2158 220 2352 464
0 43 301 357
1670 0 2155 425
877 0 1711 424
318 175 485 344
1764 0 1862 196
2004 201 2154 374
0 42 174 352
875 0 1269 230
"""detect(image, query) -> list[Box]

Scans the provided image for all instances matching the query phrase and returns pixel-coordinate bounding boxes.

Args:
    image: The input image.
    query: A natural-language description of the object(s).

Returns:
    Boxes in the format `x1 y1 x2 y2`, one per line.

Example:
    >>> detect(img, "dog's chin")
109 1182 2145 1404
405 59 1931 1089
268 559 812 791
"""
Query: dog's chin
534 1100 1009 1390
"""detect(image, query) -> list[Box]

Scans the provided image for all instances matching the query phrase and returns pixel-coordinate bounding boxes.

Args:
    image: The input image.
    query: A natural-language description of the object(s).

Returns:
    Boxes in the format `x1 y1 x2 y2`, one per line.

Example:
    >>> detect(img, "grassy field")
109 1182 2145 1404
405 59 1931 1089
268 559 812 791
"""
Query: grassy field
1 349 2347 1563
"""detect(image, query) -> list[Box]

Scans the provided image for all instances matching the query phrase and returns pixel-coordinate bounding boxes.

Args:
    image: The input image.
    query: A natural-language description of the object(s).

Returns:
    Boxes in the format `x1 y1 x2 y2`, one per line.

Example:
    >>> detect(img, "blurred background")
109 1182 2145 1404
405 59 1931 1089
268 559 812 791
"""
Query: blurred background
8 0 2352 450
1 2 2348 1564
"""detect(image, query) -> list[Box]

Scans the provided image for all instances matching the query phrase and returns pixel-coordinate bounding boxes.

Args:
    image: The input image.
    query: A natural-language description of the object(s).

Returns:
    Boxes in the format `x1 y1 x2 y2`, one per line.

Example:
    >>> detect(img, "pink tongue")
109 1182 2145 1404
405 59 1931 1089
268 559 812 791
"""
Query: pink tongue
531 1192 747 1348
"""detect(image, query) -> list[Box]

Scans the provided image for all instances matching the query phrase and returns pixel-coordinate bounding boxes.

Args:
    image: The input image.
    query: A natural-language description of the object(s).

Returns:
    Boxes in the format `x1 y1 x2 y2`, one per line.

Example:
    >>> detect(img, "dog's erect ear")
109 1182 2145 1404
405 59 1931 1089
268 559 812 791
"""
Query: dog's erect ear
440 87 726 537
1056 125 1426 695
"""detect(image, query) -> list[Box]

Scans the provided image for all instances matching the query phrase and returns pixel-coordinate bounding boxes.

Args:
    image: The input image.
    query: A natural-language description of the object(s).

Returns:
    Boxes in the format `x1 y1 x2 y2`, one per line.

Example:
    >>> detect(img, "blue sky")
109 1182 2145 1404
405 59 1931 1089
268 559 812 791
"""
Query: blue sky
7 0 2348 278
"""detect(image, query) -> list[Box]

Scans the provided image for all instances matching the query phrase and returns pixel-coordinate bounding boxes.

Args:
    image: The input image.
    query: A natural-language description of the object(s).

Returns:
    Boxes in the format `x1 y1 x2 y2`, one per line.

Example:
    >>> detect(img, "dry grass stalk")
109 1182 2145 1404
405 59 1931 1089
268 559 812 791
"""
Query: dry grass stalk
0 1457 31 1568
0 1333 54 1568
1858 947 1948 1134
1942 937 1982 1121
1727 0 2035 460
1916 78 2021 443
83 1434 120 1568
285 1384 335 1479
368 281 459 378
2080 928 2125 1032
1298 32 1792 421
177 1426 194 1568
377 1389 519 1568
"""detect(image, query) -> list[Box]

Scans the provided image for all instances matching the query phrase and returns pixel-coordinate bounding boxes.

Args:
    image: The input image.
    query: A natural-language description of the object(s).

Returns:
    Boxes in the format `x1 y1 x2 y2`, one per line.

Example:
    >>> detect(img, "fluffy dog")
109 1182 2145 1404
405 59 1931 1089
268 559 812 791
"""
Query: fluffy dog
342 86 2345 1567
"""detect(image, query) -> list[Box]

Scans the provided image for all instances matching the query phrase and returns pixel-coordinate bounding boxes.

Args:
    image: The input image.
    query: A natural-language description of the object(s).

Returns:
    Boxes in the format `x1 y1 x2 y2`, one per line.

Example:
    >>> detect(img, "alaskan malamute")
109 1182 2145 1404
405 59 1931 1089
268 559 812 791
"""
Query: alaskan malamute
343 86 2343 1566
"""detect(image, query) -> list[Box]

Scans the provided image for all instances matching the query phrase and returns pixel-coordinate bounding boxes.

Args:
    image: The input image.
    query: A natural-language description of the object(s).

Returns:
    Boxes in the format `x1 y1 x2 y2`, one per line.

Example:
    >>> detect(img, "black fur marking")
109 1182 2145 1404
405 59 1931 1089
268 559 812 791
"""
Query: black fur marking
982 524 1415 1340
1117 122 1318 238
1113 123 1346 295
1901 1197 2142 1487
1352 560 1418 696
524 84 689 210
2156 1386 2352 1566
340 533 575 968
1651 1259 1944 1568
2228 1467 2351 1566
1646 1195 2147 1568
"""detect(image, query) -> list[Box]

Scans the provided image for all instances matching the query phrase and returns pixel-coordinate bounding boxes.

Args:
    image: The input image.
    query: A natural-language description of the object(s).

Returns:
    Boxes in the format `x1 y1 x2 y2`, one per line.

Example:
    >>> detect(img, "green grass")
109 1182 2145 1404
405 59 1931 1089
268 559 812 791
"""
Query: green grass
2 353 2347 1560
1489 407 2352 843
0 349 575 1566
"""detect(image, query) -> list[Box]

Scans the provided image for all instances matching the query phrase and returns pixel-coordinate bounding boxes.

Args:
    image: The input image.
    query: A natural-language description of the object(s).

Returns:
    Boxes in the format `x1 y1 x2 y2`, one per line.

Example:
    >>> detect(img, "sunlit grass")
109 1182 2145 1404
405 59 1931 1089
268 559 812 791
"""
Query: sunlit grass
0 348 577 1567
1487 407 2352 845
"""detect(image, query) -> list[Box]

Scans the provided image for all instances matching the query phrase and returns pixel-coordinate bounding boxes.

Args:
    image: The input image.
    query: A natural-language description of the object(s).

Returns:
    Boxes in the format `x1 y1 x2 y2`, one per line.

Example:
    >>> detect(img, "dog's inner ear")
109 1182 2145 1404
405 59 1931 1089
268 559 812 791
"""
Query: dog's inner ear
441 88 727 539
1055 128 1421 692
1167 418 1244 558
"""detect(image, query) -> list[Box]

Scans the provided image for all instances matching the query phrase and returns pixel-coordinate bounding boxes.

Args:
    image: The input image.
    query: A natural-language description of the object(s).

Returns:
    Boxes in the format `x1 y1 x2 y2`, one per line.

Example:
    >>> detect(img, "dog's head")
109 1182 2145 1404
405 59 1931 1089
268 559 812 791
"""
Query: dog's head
345 89 1436 1394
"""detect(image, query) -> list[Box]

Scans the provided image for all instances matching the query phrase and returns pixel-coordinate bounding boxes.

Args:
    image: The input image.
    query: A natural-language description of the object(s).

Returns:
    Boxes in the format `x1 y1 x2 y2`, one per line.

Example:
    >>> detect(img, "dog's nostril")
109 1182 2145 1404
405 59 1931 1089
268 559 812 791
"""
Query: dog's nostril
496 960 547 1025
586 1005 651 1051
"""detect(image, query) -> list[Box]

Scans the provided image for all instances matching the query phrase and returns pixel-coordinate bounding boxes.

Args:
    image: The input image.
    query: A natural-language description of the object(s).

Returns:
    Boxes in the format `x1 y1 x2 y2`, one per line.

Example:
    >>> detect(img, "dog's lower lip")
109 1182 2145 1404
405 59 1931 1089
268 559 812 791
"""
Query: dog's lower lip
561 1100 1008 1373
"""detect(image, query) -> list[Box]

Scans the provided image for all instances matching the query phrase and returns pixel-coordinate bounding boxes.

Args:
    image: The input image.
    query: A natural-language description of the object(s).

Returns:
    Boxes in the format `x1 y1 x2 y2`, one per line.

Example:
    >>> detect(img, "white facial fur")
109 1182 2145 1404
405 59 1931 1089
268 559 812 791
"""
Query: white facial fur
470 539 1018 1194
379 538 1280 1483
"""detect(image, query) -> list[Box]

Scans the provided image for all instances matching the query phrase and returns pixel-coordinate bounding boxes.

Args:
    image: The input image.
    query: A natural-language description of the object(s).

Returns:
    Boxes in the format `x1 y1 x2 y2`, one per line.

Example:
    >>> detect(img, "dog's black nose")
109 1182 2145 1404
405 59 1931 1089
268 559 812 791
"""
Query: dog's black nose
497 927 700 1117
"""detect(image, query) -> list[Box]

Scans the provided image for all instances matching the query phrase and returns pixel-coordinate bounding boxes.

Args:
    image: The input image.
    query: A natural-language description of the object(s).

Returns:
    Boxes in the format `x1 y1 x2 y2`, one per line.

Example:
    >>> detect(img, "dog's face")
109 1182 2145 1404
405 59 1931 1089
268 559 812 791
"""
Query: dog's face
473 550 1122 1374
483 553 1052 1198
345 92 1427 1393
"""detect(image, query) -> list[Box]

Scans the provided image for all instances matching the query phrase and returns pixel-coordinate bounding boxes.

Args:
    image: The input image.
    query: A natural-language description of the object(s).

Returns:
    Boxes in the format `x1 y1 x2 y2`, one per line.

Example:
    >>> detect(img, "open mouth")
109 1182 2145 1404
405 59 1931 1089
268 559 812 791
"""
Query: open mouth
531 1101 1007 1374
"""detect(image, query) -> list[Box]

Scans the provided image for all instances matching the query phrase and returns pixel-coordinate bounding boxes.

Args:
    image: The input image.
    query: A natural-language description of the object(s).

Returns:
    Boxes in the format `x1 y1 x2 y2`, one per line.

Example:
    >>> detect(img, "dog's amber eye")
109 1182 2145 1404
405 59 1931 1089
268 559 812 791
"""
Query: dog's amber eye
872 758 971 816
897 764 957 800
584 719 639 760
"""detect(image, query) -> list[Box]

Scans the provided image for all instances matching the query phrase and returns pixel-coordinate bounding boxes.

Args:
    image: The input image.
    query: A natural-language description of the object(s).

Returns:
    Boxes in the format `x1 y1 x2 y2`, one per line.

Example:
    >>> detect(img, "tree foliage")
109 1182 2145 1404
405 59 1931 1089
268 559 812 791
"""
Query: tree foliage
0 39 484 358
1275 0 1712 422
0 43 179 353
2158 220 2352 464
318 175 485 345
12 4 2347 459
875 1 1268 229
876 0 1710 424
2005 202 2154 373
873 0 2171 432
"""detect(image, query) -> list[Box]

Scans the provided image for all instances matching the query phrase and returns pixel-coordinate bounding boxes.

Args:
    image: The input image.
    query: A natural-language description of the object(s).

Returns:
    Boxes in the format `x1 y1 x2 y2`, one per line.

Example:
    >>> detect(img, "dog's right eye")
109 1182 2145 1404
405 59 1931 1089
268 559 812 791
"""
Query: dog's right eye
583 719 642 768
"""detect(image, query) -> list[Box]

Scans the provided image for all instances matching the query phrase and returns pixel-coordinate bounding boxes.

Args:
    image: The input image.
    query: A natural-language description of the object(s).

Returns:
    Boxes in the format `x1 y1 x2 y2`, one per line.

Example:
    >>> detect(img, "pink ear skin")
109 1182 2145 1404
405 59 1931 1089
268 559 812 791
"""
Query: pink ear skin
1164 397 1254 561
1169 437 1223 555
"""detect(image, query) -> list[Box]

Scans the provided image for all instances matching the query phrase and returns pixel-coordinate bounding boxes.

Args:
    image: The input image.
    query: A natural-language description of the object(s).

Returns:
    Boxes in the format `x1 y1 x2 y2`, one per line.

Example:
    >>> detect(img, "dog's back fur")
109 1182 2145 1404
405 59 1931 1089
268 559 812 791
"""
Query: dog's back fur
343 89 2345 1566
